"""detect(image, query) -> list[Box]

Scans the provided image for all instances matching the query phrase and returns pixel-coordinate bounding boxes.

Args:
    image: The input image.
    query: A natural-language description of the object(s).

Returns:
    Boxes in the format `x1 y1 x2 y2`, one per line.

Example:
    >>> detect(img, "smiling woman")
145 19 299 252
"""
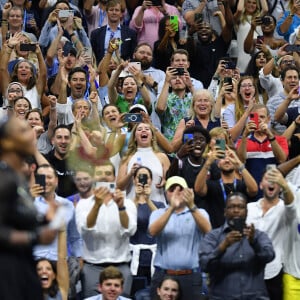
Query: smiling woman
117 123 170 205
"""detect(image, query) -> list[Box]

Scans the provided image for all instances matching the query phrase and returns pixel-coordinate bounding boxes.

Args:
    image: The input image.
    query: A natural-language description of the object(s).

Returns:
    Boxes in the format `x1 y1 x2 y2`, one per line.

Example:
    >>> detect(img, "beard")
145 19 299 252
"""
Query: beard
140 59 152 70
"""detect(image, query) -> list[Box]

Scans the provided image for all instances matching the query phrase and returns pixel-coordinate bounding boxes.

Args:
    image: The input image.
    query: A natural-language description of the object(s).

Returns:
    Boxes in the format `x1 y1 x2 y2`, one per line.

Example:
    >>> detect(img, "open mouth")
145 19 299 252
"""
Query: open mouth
40 275 49 286
141 133 148 141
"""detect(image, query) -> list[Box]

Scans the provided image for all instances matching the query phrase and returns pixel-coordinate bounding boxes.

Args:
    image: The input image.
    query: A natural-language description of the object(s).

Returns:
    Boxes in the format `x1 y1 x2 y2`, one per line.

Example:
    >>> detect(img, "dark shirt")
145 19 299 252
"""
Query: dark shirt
189 35 230 88
44 150 77 197
130 201 164 266
184 116 221 132
200 222 275 300
205 179 247 228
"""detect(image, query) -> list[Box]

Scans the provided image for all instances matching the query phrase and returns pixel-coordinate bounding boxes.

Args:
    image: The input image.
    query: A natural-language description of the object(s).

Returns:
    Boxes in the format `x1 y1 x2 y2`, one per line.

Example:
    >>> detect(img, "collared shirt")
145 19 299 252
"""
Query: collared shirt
33 195 82 260
149 206 209 270
104 24 121 55
200 222 274 299
75 195 137 264
156 92 192 141
247 197 292 279
266 91 299 134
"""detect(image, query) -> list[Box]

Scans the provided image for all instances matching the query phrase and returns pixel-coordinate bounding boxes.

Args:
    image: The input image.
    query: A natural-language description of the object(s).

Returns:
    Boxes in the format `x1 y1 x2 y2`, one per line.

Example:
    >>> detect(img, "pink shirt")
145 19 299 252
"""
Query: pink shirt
129 4 181 48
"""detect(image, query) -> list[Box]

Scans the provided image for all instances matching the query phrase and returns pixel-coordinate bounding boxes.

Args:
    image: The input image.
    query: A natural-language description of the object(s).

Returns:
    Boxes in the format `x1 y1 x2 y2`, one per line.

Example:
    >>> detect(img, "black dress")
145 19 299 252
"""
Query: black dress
0 161 43 300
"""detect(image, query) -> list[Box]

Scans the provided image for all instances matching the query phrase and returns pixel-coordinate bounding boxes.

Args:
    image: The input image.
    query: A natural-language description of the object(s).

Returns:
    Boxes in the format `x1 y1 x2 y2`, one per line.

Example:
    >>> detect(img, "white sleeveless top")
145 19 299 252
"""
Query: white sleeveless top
24 85 41 109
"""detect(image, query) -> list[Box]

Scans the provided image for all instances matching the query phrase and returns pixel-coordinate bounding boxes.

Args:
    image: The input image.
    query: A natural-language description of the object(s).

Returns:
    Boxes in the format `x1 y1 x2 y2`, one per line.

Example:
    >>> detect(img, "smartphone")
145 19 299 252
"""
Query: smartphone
183 133 193 143
228 217 246 234
266 164 276 171
151 0 162 6
123 113 143 123
169 15 179 32
250 112 259 128
225 61 236 69
82 47 93 58
95 181 116 193
124 61 142 73
138 174 148 186
35 174 46 195
58 9 74 18
194 12 203 23
224 77 232 85
257 35 264 43
285 44 300 53
215 139 226 151
20 43 36 52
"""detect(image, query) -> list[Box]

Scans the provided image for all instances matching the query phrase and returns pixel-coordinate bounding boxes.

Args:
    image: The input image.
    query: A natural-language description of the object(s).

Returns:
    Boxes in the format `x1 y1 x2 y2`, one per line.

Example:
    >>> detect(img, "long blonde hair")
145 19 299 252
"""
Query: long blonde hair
121 123 160 163
240 0 261 24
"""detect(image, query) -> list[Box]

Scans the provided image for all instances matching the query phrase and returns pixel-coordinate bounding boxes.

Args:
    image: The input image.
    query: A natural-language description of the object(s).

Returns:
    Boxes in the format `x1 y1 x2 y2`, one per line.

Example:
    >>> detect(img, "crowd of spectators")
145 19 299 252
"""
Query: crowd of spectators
0 0 300 300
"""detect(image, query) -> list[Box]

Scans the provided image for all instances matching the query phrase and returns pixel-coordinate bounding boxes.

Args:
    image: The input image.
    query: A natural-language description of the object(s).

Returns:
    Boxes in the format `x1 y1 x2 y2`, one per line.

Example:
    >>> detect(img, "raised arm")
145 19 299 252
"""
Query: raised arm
36 44 47 96
47 95 58 141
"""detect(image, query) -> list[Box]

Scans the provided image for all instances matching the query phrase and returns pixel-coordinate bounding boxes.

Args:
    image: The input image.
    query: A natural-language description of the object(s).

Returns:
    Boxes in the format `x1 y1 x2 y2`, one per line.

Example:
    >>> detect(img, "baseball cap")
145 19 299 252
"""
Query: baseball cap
129 104 148 114
165 176 188 191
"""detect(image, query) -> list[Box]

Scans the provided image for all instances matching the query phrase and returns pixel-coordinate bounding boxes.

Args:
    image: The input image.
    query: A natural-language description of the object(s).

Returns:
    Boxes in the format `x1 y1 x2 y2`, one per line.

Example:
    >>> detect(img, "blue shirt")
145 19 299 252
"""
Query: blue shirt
33 194 82 260
85 295 131 300
104 24 121 54
149 206 209 269
199 222 275 300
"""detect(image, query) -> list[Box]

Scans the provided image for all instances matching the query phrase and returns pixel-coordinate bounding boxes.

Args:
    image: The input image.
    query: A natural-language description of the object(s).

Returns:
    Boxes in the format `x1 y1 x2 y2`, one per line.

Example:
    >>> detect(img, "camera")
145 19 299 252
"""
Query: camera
261 16 272 25
285 44 300 53
123 113 143 123
138 174 148 186
183 133 193 144
225 61 236 69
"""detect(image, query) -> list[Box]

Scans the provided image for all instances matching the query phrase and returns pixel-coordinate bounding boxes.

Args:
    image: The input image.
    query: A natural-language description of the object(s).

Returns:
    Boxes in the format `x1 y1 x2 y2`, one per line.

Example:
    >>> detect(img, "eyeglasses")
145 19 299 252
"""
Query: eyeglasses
8 88 22 93
281 60 295 65
168 184 184 192
240 84 254 88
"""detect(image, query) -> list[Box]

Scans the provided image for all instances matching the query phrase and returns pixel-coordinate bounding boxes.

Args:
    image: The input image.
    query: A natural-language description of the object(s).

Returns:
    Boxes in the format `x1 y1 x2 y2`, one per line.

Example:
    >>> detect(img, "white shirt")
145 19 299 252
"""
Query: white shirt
282 184 300 278
75 195 137 264
246 194 294 279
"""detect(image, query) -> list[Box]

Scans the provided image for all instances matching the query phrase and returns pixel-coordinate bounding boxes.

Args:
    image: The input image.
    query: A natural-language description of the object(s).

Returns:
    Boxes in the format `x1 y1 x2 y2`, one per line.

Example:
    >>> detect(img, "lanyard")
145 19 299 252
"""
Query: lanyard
219 178 237 203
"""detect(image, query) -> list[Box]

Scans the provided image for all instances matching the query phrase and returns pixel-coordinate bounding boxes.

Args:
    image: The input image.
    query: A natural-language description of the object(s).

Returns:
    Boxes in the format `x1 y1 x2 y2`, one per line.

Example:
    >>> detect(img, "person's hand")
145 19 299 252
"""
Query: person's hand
286 86 300 103
155 177 165 188
176 140 194 159
144 183 152 195
188 21 202 36
45 199 59 222
143 74 155 87
48 8 59 23
89 91 99 104
141 111 151 124
7 31 22 48
265 168 287 189
243 120 256 137
2 2 12 19
251 16 261 29
221 119 229 130
48 95 57 109
129 163 141 177
243 223 255 244
56 18 64 36
108 37 121 53
33 125 45 136
127 64 143 81
226 148 242 169
169 186 183 210
182 70 193 91
30 183 45 198
223 230 243 247
185 119 195 128
207 146 225 162
113 188 125 208
278 43 290 58
183 188 195 209
135 183 144 195
94 186 111 206
64 14 74 33
157 0 168 14
258 121 272 137
165 67 177 83
142 0 152 11
88 65 97 81
73 16 83 30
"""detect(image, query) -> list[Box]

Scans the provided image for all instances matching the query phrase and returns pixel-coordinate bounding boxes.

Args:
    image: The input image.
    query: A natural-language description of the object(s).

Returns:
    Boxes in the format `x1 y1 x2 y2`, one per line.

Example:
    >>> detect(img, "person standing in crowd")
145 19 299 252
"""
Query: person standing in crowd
149 176 211 299
0 118 56 299
247 167 294 300
200 192 275 299
75 170 137 298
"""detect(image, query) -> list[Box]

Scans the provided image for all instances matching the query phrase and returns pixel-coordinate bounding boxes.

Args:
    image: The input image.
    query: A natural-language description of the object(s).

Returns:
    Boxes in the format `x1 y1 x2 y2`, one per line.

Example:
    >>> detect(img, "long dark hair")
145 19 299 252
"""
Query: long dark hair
158 16 179 42
36 258 59 297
